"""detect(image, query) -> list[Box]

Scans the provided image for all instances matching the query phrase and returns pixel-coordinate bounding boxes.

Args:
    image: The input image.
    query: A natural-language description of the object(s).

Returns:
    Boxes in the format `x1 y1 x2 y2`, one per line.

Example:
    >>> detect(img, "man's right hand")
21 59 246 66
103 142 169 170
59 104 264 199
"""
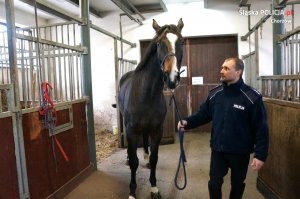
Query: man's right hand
177 120 187 131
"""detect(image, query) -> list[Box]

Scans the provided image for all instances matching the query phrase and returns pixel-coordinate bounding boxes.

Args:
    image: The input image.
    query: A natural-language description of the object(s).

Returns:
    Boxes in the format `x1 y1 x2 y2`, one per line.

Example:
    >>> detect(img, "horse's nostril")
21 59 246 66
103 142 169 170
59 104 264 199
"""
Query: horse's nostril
169 85 175 89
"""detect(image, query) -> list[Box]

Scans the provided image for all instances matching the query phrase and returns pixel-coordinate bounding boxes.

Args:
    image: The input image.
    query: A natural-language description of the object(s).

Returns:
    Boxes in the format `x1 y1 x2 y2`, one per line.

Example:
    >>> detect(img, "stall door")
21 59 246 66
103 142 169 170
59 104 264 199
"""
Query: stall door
184 35 238 132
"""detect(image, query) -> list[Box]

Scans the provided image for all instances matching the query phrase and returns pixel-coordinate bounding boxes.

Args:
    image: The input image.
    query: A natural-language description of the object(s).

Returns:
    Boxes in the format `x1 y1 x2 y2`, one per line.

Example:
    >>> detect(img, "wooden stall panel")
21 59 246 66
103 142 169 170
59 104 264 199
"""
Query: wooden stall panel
161 91 175 144
72 102 90 171
186 36 238 132
258 100 300 199
190 85 217 132
174 83 188 130
23 102 90 199
23 111 53 198
0 117 19 199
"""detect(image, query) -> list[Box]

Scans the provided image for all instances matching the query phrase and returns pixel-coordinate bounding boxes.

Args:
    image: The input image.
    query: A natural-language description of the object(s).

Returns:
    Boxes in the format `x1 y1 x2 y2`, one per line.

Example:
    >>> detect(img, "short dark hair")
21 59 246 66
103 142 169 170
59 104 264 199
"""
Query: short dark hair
225 57 244 76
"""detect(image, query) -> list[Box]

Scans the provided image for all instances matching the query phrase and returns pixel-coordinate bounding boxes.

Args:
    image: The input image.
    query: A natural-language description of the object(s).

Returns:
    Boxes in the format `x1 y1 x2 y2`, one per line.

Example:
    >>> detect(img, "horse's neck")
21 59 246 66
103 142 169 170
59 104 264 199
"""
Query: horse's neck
135 61 164 100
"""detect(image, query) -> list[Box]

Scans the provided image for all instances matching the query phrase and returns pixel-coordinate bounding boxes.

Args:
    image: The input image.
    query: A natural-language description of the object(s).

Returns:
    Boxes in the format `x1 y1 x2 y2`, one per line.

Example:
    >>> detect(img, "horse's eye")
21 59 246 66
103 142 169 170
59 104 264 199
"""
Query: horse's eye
157 43 160 47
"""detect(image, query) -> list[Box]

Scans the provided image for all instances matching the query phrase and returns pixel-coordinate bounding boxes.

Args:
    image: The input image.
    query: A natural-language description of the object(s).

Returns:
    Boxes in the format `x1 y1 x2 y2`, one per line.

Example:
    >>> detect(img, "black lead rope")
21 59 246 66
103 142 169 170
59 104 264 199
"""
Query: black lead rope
169 92 187 190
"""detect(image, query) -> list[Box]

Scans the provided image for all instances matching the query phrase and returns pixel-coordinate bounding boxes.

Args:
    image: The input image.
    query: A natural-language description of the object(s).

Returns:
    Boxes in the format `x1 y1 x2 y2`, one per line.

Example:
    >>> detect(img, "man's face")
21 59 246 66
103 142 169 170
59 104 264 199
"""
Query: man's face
220 59 241 85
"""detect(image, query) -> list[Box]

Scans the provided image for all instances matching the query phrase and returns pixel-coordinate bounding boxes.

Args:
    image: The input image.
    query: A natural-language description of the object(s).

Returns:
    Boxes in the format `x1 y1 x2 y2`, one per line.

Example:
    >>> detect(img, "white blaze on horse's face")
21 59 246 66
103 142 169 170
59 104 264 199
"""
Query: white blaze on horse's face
166 32 179 84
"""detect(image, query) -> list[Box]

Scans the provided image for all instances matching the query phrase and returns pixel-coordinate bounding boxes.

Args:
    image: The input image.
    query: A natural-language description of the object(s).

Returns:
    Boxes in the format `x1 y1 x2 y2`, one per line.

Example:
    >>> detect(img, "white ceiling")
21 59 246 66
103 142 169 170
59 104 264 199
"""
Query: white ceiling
1 0 242 21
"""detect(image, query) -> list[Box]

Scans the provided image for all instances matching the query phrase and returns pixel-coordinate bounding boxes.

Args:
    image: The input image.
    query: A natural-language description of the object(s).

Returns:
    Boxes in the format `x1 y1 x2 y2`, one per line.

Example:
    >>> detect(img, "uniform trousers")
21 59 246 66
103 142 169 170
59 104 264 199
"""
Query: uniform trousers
208 150 250 199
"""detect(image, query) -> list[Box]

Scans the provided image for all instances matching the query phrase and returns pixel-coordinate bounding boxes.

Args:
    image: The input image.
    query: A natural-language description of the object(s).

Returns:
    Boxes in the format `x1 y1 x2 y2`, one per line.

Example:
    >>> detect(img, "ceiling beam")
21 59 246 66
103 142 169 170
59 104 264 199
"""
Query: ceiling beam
65 0 103 18
135 4 166 13
158 0 167 12
111 0 133 14
111 0 143 25
124 0 145 20
19 0 83 23
239 0 248 7
204 0 208 8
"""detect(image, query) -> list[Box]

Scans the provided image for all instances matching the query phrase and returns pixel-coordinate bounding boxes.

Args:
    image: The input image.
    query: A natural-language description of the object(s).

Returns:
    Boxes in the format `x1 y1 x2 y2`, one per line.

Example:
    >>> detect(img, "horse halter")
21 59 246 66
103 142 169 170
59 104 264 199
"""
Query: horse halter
160 52 182 90
160 52 181 80
160 52 176 71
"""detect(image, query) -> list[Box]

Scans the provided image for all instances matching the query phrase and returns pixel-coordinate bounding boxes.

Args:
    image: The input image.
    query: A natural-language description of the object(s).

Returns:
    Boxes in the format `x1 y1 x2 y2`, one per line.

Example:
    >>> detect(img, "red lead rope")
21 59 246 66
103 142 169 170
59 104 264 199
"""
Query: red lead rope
40 81 69 163
39 82 56 119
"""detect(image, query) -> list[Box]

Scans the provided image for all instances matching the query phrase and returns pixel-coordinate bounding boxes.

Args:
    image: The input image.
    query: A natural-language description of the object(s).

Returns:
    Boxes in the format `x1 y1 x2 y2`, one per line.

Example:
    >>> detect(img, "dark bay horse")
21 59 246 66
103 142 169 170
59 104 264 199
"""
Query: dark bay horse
118 19 184 199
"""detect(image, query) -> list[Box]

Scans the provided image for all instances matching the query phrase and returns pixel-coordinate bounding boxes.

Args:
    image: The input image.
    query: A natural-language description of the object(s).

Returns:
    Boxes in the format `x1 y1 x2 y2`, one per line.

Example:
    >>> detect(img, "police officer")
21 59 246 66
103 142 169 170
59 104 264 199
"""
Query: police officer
178 58 269 199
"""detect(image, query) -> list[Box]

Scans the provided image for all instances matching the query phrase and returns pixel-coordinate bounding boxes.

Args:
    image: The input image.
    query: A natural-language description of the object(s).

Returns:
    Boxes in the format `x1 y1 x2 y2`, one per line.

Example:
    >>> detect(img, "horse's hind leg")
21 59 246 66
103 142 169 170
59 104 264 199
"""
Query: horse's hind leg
127 132 139 199
149 132 162 199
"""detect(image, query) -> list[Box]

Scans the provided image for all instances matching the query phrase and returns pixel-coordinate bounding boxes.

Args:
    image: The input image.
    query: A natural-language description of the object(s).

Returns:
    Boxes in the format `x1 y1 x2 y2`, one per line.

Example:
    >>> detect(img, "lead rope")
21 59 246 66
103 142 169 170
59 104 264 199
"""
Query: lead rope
169 91 187 190
34 1 68 172
40 82 69 172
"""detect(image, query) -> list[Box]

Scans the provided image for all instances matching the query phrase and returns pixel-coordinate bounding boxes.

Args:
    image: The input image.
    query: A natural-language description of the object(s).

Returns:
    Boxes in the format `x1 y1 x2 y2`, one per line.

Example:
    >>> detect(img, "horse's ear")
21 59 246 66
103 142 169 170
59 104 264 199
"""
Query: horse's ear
177 18 184 33
152 19 161 33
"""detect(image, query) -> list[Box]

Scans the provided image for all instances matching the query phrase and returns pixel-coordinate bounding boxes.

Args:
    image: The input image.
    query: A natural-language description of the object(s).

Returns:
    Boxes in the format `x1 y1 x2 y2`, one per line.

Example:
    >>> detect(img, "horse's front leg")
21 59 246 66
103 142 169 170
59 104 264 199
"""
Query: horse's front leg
142 132 150 167
149 131 163 199
127 132 139 199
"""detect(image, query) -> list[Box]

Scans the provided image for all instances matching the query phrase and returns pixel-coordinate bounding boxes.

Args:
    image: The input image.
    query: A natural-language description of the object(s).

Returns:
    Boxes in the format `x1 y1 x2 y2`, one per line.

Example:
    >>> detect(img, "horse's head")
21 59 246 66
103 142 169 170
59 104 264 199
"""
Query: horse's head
153 18 184 89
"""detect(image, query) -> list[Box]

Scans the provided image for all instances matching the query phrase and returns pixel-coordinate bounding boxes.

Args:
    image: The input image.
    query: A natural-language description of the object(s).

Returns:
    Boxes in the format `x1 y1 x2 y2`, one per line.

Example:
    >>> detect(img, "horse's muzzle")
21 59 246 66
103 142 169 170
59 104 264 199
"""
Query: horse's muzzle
164 72 180 89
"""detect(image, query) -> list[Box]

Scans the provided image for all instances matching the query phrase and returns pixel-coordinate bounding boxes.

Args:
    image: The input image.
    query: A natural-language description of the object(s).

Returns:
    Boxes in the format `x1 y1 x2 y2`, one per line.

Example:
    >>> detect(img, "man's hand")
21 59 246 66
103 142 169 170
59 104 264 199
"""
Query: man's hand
177 120 187 131
251 158 264 171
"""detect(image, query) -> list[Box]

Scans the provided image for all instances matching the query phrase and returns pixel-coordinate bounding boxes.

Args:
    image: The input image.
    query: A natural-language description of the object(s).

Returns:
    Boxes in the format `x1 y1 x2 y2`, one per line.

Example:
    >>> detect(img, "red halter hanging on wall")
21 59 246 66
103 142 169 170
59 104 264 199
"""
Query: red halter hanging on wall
39 81 69 165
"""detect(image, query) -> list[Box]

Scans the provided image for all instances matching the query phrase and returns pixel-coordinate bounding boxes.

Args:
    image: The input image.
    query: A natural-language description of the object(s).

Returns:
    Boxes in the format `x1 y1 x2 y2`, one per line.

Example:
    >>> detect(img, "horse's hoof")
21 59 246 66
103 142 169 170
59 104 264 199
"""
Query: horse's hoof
128 195 135 199
151 192 161 199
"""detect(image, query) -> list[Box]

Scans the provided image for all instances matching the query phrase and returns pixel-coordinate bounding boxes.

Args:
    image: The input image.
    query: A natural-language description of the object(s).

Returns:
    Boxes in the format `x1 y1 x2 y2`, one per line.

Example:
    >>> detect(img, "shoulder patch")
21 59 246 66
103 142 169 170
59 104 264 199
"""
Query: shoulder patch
209 85 223 100
240 85 261 104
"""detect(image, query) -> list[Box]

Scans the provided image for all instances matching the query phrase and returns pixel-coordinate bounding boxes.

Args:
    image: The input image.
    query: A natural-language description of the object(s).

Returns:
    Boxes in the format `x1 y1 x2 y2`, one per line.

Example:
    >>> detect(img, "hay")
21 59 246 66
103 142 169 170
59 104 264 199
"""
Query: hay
1 90 8 111
95 127 119 163
94 105 119 163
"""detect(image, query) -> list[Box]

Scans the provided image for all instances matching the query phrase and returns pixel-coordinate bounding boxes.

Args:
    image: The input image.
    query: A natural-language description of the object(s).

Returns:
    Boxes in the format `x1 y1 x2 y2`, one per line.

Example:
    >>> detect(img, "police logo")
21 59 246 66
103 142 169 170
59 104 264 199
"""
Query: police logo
233 104 245 110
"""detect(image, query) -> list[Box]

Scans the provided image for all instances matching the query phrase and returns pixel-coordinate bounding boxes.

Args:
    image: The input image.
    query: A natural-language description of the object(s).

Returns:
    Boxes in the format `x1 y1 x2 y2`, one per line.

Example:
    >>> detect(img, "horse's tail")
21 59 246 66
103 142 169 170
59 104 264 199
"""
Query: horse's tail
111 72 133 110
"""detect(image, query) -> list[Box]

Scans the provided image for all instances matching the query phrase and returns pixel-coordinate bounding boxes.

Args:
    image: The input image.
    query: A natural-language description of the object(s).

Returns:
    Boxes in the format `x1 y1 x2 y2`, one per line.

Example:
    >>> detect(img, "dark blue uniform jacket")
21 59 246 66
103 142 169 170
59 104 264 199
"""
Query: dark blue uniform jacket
185 78 269 161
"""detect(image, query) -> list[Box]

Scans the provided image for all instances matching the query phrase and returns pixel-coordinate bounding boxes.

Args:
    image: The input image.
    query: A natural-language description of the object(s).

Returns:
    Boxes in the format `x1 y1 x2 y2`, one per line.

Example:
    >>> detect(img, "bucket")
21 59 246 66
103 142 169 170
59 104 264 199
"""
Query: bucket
112 125 118 135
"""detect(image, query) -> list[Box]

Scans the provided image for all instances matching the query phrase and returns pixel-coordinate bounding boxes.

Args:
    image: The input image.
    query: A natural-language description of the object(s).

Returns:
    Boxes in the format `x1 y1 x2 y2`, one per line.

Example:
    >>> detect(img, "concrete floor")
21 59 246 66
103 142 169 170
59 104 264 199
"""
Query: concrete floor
65 132 265 199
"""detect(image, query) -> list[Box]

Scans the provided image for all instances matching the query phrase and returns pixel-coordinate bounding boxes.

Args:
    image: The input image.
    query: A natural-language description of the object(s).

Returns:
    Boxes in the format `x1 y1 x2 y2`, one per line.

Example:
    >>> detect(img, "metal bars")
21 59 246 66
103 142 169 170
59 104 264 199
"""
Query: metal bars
261 75 300 101
281 28 300 76
118 58 137 81
0 22 84 111
260 26 300 102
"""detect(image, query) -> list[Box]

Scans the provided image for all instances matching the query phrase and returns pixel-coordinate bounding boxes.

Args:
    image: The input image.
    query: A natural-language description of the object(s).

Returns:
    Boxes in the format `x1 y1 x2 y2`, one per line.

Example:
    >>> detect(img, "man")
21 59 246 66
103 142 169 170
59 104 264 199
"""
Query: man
178 58 269 199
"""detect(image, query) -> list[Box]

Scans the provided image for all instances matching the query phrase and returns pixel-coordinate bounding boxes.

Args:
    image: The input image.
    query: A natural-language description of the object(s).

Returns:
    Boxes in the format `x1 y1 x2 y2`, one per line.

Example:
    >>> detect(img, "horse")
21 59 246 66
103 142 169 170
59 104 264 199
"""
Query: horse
118 18 184 199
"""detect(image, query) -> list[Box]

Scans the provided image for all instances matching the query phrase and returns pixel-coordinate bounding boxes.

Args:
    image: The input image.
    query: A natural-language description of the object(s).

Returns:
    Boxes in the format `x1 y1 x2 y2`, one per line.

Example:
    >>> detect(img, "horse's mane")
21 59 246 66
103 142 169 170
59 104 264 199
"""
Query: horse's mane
135 24 181 72
134 40 157 72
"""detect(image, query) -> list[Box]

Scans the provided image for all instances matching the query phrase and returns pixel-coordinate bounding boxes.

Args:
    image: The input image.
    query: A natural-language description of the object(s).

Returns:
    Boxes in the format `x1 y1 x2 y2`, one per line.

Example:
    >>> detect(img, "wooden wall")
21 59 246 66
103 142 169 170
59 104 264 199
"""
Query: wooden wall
161 91 175 144
0 101 93 199
258 98 300 199
0 116 19 199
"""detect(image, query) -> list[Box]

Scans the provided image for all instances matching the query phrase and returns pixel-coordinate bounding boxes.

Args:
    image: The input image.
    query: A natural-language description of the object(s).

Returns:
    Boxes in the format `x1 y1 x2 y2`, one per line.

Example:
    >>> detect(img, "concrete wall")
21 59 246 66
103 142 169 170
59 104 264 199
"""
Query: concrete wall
0 1 47 27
